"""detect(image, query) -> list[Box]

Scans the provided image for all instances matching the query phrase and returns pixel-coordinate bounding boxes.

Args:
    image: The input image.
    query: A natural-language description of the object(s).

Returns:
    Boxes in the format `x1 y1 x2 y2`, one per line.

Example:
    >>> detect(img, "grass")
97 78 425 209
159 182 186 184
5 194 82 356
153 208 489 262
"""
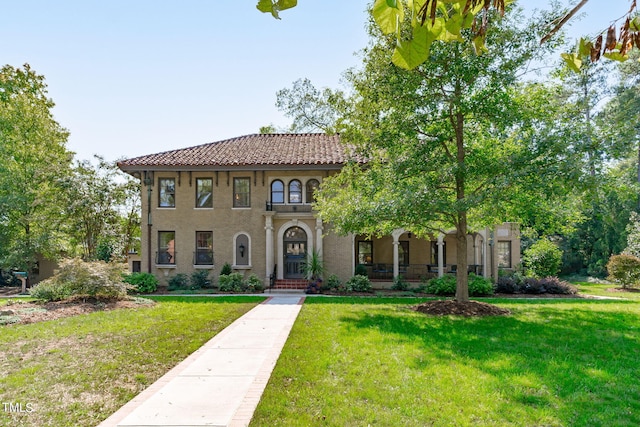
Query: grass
574 280 640 301
0 296 264 427
252 297 640 427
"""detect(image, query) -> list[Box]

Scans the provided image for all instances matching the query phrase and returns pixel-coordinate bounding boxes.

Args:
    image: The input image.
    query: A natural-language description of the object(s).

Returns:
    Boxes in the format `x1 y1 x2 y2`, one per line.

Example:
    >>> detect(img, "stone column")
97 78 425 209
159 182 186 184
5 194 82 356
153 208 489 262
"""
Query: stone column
264 214 274 279
392 229 404 279
315 217 324 260
437 234 445 277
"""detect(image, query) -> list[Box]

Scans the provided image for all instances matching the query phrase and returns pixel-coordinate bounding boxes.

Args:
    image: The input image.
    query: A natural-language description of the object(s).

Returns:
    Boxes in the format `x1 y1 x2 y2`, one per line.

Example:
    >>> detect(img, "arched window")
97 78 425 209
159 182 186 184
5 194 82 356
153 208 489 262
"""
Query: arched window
271 180 284 204
288 179 302 203
306 179 319 203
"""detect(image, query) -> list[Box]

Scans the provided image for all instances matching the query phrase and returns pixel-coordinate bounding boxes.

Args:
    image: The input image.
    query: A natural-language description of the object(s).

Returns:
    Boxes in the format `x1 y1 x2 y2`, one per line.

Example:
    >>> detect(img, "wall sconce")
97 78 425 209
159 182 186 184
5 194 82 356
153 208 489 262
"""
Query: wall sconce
408 233 412 238
239 243 245 258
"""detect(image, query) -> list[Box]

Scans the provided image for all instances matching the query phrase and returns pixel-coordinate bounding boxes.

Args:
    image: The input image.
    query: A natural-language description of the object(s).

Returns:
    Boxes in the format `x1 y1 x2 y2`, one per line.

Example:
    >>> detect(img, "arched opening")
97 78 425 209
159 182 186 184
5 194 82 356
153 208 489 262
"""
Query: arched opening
283 226 307 278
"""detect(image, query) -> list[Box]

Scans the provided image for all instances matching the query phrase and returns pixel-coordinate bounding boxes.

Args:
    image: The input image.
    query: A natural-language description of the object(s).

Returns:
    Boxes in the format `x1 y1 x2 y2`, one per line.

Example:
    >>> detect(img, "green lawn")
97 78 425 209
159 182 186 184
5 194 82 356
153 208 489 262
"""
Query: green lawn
0 296 264 427
575 280 640 301
252 297 640 427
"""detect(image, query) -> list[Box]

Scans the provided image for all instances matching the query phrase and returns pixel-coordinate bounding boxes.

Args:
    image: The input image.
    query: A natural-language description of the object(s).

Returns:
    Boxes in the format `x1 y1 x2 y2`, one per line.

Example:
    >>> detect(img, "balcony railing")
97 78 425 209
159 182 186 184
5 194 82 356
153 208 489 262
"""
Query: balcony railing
364 264 484 280
265 201 313 213
156 251 177 265
193 250 214 266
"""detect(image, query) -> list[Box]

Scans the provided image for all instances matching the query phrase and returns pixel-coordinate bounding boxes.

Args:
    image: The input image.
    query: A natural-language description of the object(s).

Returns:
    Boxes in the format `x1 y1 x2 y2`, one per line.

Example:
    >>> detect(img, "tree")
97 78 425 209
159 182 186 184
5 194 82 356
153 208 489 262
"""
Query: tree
60 156 140 262
314 7 580 302
275 78 343 133
0 64 72 275
257 0 640 70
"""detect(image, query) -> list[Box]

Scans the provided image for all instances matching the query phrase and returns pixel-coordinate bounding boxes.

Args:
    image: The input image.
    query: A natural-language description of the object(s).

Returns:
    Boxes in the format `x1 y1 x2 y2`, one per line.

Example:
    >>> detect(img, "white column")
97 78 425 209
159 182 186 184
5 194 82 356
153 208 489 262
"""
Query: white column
315 217 324 260
480 228 490 279
437 234 445 277
264 214 274 278
350 234 356 276
392 229 404 279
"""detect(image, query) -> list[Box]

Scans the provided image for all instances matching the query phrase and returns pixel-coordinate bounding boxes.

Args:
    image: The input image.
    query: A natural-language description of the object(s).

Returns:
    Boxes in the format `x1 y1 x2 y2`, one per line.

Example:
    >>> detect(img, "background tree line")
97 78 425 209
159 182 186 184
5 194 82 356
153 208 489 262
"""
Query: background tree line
0 64 140 280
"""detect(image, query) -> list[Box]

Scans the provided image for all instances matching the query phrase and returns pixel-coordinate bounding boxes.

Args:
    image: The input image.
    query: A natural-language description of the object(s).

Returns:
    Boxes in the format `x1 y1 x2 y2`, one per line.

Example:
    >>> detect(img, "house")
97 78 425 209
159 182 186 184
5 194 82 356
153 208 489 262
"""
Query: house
117 133 520 289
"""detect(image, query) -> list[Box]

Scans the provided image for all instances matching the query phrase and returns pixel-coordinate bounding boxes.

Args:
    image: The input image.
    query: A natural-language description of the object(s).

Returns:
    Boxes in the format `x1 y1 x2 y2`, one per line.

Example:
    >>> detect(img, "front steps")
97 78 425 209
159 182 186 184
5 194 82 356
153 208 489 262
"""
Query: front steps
272 279 308 290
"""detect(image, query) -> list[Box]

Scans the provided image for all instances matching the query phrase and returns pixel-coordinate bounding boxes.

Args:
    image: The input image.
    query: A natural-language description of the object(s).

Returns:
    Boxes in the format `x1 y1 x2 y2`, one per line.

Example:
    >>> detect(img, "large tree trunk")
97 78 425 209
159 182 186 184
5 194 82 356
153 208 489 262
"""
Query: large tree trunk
455 214 469 302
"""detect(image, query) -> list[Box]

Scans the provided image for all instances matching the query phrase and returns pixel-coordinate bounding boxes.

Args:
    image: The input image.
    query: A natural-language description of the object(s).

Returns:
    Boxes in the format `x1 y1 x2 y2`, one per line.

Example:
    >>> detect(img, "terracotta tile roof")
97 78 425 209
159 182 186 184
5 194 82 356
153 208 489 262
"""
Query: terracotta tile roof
118 133 359 170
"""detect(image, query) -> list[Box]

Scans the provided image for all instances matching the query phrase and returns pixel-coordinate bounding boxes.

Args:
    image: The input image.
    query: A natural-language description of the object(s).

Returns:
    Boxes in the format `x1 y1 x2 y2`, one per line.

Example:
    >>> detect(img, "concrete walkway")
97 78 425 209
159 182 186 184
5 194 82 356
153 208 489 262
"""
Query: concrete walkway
98 295 305 427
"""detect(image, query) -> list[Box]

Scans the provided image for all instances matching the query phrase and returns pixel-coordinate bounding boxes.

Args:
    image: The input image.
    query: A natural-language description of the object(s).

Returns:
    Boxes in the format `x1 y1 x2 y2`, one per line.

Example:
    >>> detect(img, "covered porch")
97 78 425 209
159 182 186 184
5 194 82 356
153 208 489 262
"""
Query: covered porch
354 228 492 282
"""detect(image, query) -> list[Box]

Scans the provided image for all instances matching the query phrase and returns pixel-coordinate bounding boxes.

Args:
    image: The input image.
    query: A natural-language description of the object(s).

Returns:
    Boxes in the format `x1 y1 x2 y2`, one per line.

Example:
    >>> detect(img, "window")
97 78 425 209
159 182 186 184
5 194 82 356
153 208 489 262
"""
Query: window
431 241 446 265
157 231 175 264
271 180 284 204
289 179 302 203
358 241 373 265
497 241 511 268
159 178 175 207
306 179 319 203
195 231 213 265
196 178 213 208
233 177 250 207
399 241 409 265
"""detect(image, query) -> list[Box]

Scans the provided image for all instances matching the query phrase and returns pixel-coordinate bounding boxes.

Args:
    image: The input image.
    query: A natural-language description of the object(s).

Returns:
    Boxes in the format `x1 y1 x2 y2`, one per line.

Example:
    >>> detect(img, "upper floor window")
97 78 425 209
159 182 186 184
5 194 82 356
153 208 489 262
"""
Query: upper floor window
159 178 175 207
196 178 213 208
233 177 251 207
289 179 302 203
306 179 320 203
271 180 284 204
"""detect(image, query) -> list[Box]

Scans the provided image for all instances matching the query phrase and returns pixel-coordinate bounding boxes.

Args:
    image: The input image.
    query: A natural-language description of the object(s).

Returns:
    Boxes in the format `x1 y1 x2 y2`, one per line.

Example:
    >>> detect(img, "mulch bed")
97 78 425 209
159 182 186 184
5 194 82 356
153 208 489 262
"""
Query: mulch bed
1 296 154 325
412 300 512 317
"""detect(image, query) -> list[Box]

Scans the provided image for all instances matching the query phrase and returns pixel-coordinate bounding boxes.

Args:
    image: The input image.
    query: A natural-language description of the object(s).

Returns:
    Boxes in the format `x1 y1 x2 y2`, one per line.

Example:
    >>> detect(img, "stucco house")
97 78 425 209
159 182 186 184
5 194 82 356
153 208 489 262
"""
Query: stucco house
117 133 520 289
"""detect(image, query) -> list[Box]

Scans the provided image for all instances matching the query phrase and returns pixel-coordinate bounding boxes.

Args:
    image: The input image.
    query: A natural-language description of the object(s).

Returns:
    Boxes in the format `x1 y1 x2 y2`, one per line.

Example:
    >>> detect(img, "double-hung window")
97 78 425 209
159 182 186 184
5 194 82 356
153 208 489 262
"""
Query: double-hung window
159 178 175 207
195 231 213 265
233 178 251 207
196 178 213 208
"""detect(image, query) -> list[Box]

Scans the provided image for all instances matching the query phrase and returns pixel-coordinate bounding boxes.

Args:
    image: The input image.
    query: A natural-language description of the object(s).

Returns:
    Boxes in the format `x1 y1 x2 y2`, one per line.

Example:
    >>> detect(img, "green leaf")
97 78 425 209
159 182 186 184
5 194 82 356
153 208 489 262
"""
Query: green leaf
256 0 297 19
472 35 488 55
392 25 433 70
373 0 404 35
578 38 592 57
561 53 582 73
603 51 629 62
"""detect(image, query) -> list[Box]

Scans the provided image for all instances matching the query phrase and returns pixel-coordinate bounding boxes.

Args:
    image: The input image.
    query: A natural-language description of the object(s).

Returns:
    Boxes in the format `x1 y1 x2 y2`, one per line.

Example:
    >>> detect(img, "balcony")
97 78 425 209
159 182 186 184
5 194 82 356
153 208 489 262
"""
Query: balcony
265 201 313 213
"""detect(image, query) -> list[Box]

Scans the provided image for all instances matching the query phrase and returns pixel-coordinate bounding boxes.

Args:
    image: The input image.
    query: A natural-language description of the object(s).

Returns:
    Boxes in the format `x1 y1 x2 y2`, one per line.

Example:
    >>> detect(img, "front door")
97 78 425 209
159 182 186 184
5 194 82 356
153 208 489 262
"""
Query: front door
284 226 307 279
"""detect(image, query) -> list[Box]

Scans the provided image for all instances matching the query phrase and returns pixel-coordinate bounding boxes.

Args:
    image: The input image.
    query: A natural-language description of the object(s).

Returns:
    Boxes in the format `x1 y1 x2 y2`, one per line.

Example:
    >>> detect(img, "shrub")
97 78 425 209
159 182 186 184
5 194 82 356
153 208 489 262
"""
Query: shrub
218 273 245 293
168 273 189 291
246 274 264 293
30 280 74 302
0 270 20 287
425 275 456 295
607 254 640 289
123 272 158 294
220 262 233 276
536 277 577 295
468 274 494 296
30 258 128 301
522 278 547 294
324 274 342 291
345 275 372 293
392 275 410 291
354 264 368 277
523 238 563 278
190 270 211 289
495 276 520 293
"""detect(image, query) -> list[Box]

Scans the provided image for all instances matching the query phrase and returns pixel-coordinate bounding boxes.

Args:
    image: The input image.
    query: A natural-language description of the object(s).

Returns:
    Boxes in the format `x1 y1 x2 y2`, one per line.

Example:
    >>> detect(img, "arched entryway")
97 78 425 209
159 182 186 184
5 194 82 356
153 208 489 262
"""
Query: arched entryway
283 226 307 278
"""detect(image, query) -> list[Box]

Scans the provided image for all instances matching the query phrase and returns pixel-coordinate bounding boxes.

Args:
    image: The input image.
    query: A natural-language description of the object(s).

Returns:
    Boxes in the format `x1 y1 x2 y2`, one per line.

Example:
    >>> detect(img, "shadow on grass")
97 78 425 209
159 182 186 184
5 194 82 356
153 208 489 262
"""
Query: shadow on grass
333 299 640 425
145 295 266 304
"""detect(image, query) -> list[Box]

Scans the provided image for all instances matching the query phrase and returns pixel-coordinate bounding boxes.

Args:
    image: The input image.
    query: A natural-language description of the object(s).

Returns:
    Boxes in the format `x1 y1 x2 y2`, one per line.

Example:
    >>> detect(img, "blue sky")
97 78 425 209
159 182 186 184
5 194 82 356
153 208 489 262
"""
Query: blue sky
1 1 627 162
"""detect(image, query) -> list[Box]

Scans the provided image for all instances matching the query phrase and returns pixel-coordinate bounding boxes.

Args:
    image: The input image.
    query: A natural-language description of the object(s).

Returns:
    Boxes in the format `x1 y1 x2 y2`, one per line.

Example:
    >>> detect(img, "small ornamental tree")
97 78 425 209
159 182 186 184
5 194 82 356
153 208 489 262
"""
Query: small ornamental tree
523 238 563 278
607 254 640 289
